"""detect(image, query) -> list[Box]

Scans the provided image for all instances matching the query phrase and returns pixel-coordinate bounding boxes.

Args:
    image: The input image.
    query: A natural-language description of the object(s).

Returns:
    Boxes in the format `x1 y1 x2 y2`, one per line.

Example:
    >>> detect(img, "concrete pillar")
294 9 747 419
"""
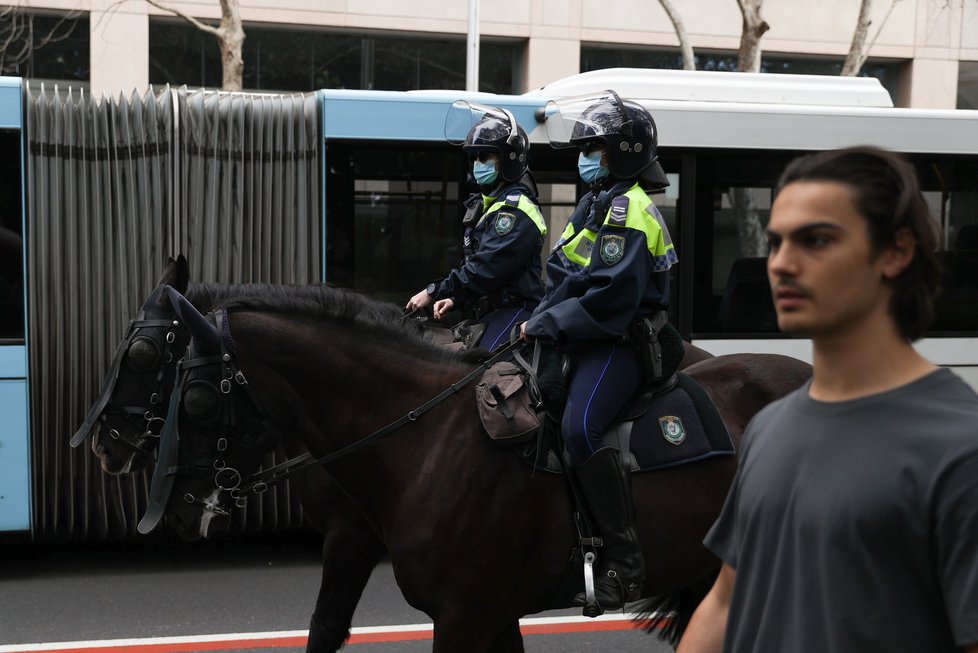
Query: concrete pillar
90 3 149 97
900 58 960 109
524 37 579 92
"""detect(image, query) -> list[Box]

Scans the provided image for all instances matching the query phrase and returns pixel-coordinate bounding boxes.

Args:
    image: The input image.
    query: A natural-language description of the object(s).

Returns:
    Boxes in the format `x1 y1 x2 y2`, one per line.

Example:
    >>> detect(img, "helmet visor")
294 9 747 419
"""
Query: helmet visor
543 91 628 149
445 100 518 146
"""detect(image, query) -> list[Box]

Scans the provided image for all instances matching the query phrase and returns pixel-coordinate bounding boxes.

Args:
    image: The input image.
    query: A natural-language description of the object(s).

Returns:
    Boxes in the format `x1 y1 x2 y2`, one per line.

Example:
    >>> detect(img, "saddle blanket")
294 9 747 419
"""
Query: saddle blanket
517 372 734 474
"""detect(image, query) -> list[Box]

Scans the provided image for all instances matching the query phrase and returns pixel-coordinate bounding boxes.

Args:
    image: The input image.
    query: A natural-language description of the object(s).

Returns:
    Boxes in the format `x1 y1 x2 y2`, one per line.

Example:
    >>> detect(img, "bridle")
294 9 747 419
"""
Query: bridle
138 306 523 531
71 287 187 454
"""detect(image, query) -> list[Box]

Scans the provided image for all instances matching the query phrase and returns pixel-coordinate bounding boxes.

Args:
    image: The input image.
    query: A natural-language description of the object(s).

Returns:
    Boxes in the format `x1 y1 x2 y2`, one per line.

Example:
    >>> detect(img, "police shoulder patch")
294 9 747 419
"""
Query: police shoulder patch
659 415 686 445
495 211 516 235
608 195 629 227
599 234 625 265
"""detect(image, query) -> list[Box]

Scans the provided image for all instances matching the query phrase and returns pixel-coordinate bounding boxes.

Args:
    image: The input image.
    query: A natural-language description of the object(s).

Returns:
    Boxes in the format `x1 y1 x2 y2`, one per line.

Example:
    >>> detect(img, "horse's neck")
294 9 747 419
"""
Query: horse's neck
240 314 469 453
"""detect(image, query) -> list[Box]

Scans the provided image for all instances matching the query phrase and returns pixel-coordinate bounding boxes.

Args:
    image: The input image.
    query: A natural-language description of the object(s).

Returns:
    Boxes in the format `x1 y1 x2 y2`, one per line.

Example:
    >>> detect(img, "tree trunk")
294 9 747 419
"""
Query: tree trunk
731 0 769 257
732 188 766 258
841 0 902 77
217 0 244 91
841 0 873 76
143 0 244 91
657 0 695 70
736 0 769 73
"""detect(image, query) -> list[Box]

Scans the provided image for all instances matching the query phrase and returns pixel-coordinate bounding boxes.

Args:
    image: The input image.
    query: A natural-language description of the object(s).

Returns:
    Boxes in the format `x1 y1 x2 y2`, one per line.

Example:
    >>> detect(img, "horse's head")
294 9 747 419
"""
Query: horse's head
72 255 192 474
138 305 275 541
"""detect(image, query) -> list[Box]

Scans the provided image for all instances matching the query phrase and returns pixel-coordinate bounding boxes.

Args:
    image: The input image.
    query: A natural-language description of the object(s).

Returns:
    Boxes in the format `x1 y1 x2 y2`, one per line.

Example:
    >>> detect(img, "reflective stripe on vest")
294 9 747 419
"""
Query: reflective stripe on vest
478 192 547 236
559 183 676 269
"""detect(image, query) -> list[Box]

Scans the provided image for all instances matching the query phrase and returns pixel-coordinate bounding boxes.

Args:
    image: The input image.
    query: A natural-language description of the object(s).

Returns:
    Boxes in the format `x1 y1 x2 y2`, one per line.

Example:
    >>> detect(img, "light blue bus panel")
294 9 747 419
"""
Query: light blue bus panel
0 378 30 532
0 76 21 129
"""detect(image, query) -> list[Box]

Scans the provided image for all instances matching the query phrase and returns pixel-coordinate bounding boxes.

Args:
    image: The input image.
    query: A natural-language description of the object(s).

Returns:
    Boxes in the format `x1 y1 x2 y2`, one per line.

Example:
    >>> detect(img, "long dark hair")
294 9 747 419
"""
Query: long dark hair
775 146 942 341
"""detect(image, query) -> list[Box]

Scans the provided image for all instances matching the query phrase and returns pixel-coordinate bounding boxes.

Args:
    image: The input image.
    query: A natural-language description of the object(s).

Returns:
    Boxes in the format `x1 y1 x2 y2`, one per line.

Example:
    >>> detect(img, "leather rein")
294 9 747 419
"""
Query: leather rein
189 309 524 502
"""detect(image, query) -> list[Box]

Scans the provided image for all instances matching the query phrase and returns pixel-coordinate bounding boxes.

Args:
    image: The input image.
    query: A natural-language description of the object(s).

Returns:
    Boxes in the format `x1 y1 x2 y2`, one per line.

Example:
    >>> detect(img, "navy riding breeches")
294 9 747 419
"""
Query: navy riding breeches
477 306 535 352
562 343 642 466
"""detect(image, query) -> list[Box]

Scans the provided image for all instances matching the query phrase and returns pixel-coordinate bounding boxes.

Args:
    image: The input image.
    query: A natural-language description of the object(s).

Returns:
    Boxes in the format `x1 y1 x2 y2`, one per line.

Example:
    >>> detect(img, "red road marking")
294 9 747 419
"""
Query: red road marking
0 614 661 653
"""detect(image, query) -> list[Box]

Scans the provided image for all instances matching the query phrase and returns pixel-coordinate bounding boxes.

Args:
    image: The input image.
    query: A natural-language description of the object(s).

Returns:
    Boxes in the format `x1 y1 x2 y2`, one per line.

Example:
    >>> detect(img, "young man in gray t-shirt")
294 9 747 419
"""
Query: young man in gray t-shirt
677 147 978 653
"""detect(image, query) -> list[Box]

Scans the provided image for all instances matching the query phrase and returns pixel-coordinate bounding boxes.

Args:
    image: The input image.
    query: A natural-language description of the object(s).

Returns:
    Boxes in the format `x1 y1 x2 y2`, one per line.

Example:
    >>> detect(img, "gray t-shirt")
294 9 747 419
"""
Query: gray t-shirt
705 368 978 652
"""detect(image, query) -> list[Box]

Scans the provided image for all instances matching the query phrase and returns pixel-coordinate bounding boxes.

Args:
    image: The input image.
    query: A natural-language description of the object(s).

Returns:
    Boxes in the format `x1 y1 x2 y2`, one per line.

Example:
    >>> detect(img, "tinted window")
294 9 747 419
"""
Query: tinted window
0 130 24 341
150 21 523 94
580 46 901 105
0 10 89 81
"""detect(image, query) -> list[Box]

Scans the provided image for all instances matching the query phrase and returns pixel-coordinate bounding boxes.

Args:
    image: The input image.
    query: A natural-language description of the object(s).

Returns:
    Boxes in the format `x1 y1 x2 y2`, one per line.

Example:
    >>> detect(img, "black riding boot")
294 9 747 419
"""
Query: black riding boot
573 447 645 612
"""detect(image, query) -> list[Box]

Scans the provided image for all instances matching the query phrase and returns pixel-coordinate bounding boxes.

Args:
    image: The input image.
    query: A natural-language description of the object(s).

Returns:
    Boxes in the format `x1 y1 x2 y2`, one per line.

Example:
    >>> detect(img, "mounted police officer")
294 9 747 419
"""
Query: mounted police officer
406 102 547 351
520 91 678 613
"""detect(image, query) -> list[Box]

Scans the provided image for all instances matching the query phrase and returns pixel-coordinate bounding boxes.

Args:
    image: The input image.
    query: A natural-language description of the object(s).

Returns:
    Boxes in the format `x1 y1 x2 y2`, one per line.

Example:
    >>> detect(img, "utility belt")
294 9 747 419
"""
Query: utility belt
620 310 669 383
472 293 534 320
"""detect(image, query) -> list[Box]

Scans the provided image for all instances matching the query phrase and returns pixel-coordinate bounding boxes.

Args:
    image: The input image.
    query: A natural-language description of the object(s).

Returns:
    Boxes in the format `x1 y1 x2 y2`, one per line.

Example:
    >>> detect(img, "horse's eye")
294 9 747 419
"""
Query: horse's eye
183 382 221 426
127 337 161 372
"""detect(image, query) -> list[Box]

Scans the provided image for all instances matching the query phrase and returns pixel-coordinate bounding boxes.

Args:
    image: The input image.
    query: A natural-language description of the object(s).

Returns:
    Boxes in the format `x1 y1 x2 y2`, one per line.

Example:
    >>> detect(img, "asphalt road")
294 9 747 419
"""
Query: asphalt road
0 533 676 653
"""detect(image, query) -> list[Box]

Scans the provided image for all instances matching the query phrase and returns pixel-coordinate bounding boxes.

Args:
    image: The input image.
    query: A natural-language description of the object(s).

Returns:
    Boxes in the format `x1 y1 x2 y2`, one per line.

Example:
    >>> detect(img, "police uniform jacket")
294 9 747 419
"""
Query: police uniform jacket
525 181 677 346
429 181 547 310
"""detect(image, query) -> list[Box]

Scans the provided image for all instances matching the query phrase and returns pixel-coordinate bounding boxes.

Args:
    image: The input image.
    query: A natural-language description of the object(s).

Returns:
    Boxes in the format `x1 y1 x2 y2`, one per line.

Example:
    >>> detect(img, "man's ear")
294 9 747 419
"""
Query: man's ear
881 228 917 280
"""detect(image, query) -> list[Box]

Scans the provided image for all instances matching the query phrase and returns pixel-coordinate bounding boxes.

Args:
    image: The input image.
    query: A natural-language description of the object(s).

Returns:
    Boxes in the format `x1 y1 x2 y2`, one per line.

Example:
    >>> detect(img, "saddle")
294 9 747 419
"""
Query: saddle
470 333 733 476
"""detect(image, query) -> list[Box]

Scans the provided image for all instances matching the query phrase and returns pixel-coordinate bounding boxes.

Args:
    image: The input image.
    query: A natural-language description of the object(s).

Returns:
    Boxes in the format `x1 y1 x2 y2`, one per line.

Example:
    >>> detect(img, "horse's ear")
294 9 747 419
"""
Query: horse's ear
162 285 220 354
174 254 190 294
158 256 178 287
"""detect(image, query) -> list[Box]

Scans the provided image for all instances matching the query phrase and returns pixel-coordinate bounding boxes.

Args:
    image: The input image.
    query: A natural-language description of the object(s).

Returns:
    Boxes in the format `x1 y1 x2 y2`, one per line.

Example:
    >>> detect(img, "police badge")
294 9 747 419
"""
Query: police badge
599 234 625 265
495 212 515 235
659 415 686 445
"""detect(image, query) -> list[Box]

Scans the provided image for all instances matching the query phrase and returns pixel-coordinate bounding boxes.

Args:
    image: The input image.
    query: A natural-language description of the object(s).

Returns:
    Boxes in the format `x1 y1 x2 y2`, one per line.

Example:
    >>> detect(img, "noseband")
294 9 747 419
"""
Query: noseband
71 302 185 450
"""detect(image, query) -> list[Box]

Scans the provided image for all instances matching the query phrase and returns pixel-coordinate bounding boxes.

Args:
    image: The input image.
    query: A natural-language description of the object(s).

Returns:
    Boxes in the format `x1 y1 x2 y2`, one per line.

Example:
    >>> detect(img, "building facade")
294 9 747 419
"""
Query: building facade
4 0 978 107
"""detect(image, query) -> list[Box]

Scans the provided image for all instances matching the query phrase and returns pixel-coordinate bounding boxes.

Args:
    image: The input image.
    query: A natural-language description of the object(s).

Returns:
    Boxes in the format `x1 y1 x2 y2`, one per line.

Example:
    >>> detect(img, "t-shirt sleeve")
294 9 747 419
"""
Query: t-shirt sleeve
934 447 978 646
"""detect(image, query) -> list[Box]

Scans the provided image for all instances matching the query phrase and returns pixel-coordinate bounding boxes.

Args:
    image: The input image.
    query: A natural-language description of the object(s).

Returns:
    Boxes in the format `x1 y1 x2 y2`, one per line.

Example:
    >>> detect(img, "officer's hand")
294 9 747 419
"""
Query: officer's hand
520 321 534 343
406 290 434 311
432 298 454 320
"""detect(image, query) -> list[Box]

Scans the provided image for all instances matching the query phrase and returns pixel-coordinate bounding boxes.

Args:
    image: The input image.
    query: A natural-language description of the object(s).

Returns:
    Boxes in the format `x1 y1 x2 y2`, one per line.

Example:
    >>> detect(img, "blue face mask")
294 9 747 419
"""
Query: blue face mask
578 151 609 184
473 160 499 186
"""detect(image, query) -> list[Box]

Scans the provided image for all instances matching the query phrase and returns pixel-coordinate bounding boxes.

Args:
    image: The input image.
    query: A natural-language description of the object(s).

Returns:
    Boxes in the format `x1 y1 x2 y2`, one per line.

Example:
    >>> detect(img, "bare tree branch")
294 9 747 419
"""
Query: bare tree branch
736 0 769 73
657 0 695 70
0 5 84 75
143 0 222 38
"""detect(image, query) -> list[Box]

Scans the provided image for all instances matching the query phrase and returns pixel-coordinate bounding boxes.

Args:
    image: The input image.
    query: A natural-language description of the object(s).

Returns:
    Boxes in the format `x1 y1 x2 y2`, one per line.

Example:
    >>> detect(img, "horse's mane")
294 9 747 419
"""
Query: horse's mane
186 282 484 365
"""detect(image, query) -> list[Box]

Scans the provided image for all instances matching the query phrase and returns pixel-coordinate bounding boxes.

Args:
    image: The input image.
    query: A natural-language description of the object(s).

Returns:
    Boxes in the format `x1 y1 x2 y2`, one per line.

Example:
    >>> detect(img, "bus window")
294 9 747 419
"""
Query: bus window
325 142 463 303
0 130 24 343
918 156 978 333
691 152 793 336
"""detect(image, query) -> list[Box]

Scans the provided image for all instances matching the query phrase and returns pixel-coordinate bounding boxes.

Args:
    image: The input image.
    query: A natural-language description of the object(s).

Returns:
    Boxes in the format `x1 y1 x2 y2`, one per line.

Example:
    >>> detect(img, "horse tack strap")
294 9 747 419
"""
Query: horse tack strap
232 339 525 497
71 311 181 447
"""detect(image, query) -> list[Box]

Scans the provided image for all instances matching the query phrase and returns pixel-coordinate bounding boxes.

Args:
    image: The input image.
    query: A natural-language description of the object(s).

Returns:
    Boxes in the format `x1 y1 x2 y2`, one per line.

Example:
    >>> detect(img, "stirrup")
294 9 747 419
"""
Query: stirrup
581 551 603 618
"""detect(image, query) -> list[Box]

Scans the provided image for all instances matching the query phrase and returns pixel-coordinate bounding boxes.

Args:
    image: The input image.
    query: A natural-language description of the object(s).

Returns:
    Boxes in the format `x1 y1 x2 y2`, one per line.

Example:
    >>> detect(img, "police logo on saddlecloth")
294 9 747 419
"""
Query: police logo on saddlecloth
659 415 686 445
600 234 625 265
495 213 516 235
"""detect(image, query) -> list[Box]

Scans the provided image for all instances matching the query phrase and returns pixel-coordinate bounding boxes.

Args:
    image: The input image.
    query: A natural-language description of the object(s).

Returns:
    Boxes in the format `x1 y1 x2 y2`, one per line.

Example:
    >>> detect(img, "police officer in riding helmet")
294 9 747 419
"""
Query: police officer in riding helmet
520 91 679 613
407 102 547 351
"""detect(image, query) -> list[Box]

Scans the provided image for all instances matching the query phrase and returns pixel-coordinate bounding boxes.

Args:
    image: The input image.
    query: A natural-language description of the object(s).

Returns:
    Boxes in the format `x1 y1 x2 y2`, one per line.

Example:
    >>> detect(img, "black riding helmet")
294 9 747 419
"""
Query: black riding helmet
462 113 529 182
570 93 657 180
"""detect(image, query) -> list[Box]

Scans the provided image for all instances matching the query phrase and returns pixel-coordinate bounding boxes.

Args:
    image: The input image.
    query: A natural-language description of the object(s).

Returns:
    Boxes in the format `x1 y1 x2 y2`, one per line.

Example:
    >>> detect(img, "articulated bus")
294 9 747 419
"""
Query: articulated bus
2 68 976 540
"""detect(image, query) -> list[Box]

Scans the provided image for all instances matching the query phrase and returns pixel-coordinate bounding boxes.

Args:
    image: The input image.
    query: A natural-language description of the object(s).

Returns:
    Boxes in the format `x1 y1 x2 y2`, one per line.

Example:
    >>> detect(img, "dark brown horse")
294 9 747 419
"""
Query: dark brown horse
75 257 717 652
141 285 811 652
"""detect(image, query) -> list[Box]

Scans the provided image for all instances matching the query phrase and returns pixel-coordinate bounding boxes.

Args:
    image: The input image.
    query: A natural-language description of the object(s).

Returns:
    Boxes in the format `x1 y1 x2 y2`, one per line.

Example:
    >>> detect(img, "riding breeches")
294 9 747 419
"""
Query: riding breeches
562 343 643 466
477 306 535 352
